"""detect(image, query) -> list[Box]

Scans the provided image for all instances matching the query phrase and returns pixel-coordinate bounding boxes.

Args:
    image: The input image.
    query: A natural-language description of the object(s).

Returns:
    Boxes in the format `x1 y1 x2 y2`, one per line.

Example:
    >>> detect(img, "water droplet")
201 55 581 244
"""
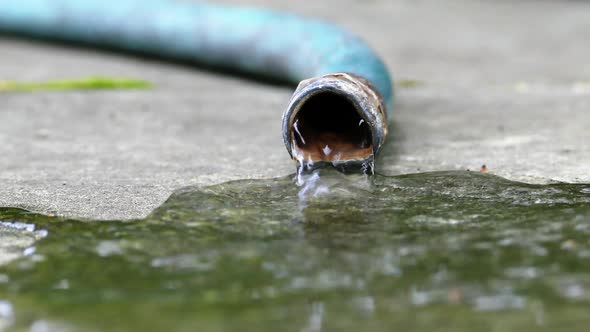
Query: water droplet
95 241 123 257
23 246 36 256
474 294 526 311
306 302 324 332
0 300 14 327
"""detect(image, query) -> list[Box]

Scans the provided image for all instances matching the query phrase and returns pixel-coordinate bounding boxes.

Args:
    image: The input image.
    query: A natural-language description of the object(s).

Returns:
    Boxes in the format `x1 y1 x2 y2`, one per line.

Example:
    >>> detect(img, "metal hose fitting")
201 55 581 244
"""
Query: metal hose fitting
283 73 388 174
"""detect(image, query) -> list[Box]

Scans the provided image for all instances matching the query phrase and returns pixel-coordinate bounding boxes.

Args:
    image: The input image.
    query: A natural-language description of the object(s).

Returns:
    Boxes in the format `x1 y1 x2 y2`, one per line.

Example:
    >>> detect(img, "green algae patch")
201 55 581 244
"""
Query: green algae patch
1 171 590 331
0 77 152 93
396 79 426 88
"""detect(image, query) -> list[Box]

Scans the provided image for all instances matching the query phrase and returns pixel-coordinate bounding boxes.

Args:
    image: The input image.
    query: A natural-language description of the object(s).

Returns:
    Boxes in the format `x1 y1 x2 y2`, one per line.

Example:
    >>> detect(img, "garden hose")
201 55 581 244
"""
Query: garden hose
0 0 394 173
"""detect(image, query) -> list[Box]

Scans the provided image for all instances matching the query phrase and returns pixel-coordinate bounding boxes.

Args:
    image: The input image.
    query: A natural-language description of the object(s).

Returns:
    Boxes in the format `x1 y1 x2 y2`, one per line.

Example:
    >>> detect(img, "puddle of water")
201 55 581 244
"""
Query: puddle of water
1 170 590 331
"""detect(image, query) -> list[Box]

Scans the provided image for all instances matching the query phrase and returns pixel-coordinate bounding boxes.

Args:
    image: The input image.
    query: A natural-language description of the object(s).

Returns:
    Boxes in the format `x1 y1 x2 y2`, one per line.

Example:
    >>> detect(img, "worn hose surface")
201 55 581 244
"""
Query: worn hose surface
0 0 394 173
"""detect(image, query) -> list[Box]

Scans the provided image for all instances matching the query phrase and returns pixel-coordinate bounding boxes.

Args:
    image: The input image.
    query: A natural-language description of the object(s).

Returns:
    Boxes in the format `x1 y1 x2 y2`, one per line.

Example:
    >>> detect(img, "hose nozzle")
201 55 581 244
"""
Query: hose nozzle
282 73 388 174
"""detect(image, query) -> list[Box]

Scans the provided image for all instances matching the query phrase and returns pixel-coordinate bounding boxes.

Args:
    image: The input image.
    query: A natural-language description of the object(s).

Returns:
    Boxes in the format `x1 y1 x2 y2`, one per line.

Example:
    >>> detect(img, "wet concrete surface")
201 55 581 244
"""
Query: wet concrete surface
0 0 589 220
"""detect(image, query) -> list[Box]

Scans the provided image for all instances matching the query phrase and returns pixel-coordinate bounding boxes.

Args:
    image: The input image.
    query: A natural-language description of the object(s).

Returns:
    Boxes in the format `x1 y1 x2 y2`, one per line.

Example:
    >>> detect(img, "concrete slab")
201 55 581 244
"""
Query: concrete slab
0 0 589 220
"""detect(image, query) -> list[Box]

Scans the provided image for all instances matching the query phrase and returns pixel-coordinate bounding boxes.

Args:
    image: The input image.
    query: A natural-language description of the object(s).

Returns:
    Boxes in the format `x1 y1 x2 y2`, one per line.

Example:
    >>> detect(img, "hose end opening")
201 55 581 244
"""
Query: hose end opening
282 73 387 174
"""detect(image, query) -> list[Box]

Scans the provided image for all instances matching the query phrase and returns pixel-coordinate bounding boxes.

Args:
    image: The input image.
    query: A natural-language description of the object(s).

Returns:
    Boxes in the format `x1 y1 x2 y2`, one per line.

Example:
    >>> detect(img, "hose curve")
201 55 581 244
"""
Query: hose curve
0 0 394 173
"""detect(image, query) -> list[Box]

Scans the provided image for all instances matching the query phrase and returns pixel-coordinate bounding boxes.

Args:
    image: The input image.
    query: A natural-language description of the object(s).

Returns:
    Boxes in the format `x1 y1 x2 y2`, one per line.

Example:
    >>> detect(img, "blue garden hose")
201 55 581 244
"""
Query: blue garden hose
0 0 394 173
